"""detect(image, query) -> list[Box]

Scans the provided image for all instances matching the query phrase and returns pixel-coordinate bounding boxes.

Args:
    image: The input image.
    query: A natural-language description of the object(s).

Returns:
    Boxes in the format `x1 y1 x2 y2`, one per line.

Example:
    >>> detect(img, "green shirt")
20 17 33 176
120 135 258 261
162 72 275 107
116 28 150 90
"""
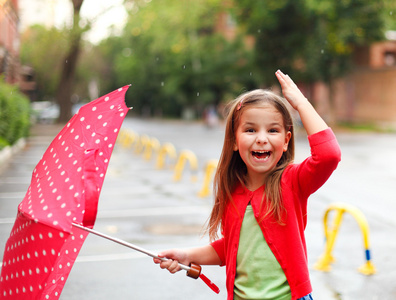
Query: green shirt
234 205 292 300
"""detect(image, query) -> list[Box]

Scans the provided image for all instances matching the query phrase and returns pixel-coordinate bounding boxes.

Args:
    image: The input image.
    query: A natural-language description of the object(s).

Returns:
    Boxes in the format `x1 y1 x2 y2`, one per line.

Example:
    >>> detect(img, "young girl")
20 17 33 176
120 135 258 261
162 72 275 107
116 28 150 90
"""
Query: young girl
154 70 341 300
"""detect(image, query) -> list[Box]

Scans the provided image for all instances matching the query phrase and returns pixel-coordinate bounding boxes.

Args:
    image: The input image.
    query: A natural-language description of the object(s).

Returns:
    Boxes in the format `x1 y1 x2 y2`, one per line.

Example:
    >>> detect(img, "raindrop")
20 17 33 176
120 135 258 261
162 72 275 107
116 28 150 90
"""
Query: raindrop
182 65 186 69
321 49 324 54
197 92 200 97
161 82 165 86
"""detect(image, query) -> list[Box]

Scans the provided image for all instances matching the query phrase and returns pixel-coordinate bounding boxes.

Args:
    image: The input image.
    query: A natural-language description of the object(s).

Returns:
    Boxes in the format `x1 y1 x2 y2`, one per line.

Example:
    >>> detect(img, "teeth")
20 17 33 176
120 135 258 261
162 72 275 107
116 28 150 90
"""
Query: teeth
252 151 270 158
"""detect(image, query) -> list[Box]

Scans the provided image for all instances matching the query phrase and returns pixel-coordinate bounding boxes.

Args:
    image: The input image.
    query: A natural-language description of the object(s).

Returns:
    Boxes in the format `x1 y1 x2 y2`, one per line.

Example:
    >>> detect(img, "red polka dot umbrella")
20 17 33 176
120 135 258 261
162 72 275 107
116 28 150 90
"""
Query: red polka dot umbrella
0 86 130 299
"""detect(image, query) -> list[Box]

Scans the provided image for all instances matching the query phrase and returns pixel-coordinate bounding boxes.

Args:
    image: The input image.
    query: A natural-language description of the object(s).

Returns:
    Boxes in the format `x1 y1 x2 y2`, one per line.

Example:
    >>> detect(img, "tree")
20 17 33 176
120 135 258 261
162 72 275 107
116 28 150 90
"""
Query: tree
232 0 386 84
113 0 256 118
231 0 315 85
20 25 68 101
56 0 88 123
304 0 385 82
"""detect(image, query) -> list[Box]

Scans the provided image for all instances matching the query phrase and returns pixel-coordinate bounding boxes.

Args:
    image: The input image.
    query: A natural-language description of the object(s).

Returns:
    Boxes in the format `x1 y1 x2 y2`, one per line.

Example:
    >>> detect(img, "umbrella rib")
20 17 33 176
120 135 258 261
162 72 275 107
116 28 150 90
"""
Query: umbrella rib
71 223 190 272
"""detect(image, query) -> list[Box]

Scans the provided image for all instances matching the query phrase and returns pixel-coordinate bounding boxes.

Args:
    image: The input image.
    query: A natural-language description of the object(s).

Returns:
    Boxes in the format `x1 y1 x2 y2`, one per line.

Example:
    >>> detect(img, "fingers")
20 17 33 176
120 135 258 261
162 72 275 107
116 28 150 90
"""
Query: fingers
153 252 182 274
275 69 296 87
160 259 181 274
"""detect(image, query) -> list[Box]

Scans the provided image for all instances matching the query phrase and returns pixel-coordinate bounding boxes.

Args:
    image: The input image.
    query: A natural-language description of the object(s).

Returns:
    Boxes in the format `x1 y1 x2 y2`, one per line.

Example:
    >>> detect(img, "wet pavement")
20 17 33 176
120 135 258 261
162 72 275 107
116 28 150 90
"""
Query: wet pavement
0 118 395 299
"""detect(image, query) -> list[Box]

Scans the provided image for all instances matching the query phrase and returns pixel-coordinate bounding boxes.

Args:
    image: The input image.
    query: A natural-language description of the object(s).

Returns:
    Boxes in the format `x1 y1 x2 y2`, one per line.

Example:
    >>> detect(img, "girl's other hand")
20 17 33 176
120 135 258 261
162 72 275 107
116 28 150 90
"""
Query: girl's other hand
153 249 188 274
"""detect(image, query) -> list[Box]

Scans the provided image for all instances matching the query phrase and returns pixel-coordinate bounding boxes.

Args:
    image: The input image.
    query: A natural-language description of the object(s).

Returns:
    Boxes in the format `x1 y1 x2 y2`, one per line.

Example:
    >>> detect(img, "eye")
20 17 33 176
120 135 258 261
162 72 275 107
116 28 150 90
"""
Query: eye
269 128 279 133
246 128 255 133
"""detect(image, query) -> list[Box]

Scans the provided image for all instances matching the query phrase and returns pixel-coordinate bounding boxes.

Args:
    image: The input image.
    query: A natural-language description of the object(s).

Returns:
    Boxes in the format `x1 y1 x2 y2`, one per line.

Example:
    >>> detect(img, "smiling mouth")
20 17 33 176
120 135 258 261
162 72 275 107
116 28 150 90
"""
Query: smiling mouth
252 151 271 160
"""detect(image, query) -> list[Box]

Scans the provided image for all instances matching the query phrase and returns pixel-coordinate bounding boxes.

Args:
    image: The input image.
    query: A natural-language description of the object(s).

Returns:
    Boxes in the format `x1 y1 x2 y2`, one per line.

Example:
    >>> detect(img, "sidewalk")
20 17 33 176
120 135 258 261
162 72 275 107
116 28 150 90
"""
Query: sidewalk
1 121 394 299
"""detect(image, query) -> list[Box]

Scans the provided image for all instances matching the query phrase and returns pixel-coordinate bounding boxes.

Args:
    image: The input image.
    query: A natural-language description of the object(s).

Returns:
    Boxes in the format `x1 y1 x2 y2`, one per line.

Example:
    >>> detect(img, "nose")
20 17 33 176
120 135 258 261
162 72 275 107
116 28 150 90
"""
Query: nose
256 131 268 144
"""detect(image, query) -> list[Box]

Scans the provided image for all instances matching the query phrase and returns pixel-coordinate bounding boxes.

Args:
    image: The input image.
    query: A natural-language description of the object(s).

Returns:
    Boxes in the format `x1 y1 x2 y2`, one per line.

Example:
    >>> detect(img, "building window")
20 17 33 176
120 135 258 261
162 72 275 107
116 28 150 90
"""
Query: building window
384 51 396 66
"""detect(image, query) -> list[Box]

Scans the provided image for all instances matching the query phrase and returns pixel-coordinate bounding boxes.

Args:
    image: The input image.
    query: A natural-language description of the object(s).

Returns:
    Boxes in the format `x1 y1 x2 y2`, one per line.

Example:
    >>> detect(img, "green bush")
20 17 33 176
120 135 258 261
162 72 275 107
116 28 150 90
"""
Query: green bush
0 81 31 149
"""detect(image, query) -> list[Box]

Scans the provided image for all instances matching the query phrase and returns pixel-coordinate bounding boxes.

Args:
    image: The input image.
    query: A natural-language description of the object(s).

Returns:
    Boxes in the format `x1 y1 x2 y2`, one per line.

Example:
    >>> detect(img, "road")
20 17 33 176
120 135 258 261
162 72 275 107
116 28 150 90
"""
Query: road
0 117 395 299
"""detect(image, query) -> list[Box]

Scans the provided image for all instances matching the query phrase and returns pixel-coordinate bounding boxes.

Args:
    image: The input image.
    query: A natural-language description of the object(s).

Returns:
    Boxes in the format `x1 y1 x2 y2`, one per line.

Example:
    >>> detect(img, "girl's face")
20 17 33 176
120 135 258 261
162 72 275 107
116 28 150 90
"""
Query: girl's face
234 104 291 190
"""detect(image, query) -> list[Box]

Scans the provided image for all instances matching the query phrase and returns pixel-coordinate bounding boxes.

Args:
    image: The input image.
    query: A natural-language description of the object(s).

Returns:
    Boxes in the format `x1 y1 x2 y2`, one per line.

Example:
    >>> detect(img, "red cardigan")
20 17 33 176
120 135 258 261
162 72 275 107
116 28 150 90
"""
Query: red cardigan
211 128 341 300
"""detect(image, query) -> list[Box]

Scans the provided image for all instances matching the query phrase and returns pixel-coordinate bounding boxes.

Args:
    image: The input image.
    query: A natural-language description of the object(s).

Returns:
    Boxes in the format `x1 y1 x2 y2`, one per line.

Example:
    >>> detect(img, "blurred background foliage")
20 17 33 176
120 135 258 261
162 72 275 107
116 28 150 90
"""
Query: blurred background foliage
0 81 30 149
19 0 396 119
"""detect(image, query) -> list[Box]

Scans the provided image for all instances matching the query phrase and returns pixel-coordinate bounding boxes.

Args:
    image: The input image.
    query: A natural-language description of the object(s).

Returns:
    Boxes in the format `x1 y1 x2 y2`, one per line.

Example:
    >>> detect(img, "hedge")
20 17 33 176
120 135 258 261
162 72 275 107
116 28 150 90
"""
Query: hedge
0 81 31 149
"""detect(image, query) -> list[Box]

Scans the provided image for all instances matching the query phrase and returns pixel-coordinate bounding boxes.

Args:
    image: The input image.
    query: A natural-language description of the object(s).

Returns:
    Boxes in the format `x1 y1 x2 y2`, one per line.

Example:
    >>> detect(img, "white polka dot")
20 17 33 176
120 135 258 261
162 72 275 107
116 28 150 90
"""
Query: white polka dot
98 115 103 119
86 125 91 129
80 117 85 121
105 96 109 101
92 107 97 111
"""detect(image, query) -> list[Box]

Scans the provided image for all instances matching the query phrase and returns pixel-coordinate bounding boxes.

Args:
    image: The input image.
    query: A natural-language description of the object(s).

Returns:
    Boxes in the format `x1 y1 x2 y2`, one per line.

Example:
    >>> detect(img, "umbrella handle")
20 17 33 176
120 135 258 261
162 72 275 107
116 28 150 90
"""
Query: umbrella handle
186 262 201 279
71 223 220 293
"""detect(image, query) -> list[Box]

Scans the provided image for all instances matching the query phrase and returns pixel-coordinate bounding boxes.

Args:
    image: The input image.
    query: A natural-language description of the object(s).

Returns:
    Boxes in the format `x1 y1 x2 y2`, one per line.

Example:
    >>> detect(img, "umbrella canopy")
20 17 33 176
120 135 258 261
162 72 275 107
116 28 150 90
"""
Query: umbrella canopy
0 86 130 299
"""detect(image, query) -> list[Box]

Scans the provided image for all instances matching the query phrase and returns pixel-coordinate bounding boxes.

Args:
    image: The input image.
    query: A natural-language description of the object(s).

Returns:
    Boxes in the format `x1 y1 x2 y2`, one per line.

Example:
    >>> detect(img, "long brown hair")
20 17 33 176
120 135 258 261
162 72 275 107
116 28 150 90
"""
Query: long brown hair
207 89 295 241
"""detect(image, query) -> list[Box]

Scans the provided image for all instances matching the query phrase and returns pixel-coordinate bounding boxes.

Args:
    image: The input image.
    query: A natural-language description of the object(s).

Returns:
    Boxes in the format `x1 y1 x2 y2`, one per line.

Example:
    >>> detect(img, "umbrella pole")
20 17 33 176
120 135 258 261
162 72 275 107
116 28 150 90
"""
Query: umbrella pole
72 223 191 273
72 223 220 294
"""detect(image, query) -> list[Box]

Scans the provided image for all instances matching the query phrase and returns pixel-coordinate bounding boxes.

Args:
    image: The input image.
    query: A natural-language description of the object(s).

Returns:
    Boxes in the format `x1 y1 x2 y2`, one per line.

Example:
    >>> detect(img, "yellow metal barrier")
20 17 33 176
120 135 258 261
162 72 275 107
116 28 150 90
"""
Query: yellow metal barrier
198 159 218 197
314 202 376 275
156 143 177 169
173 150 198 182
134 134 150 154
143 137 161 160
118 129 137 148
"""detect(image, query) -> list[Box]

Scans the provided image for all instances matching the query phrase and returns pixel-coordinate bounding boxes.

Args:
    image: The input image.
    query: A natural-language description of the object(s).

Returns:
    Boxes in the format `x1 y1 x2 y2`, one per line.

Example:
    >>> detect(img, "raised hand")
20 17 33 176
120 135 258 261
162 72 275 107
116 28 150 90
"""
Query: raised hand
275 69 308 111
275 69 328 135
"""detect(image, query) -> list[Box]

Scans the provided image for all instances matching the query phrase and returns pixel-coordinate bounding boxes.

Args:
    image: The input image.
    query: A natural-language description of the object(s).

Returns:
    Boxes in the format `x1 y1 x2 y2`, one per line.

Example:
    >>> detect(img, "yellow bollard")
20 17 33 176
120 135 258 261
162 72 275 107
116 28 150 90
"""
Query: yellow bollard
118 129 137 148
143 137 161 161
134 134 150 154
156 143 177 169
314 202 376 275
198 159 218 197
173 150 198 182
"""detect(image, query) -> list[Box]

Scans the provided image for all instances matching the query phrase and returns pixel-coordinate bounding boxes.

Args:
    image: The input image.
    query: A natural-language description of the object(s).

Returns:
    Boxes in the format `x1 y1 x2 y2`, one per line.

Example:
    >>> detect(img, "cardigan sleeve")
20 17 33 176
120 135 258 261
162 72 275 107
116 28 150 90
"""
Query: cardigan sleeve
210 238 226 266
293 128 341 199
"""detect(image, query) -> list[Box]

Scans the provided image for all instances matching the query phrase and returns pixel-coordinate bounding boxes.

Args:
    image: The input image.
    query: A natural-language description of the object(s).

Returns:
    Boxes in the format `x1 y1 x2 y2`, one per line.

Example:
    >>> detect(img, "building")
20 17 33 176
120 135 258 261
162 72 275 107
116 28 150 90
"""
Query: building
0 0 20 84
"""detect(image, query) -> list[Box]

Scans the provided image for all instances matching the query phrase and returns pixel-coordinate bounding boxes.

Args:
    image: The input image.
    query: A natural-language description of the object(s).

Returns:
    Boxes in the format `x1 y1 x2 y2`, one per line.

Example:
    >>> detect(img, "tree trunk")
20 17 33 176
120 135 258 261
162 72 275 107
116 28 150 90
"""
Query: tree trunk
56 0 84 123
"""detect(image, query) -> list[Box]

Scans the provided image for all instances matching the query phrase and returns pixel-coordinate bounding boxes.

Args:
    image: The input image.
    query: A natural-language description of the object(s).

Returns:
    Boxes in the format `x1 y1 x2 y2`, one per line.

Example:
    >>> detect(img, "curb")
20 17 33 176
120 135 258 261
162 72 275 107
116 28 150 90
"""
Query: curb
0 138 27 170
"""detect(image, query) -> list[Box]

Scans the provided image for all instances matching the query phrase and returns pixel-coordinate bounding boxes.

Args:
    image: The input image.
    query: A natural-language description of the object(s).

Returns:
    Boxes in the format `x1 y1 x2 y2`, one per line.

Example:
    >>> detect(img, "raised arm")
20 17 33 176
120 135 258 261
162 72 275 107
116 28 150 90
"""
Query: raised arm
275 69 328 135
